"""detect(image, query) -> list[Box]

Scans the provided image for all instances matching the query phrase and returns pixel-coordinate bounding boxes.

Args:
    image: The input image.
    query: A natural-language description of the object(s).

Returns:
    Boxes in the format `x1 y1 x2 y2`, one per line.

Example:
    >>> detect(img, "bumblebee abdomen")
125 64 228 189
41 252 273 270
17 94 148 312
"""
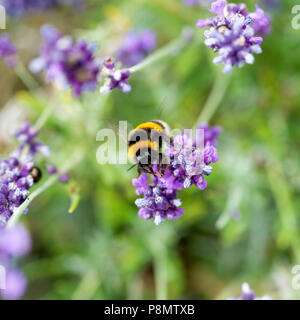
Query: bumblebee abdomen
128 140 159 160
128 120 171 162
135 120 165 132
128 129 150 147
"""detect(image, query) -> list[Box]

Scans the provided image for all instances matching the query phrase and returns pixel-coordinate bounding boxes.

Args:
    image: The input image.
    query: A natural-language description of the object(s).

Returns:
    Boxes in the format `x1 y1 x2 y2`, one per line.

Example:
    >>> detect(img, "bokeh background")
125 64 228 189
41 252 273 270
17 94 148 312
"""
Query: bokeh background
1 0 300 299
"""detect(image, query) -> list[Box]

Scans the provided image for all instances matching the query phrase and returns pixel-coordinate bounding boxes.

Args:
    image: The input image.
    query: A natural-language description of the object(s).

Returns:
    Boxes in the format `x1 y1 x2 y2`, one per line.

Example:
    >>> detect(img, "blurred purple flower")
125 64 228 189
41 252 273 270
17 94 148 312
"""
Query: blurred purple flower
228 282 271 300
0 0 51 17
46 164 58 175
261 0 281 10
196 0 271 73
14 121 50 159
59 173 69 183
0 223 31 300
182 0 212 7
0 0 85 17
0 270 27 300
0 224 31 256
183 0 198 6
29 25 100 98
0 34 17 68
132 125 219 224
117 29 156 68
100 57 131 94
231 209 241 220
0 122 49 226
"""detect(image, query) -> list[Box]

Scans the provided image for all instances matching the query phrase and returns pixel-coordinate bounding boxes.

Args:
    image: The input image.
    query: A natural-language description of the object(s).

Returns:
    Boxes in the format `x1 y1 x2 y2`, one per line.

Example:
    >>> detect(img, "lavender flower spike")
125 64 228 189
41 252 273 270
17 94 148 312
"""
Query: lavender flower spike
0 122 49 226
132 124 220 224
100 57 131 94
196 0 270 73
29 25 100 98
133 171 184 224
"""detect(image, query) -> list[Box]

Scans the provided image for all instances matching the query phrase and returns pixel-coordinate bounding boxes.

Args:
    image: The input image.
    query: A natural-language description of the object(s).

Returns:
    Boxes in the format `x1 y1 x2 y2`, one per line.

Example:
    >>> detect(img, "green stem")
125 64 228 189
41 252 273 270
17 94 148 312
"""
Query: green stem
72 269 100 300
265 158 300 261
15 60 40 91
215 185 243 229
7 149 84 228
194 70 231 126
15 60 54 130
34 100 55 130
129 33 190 74
153 249 167 300
149 227 168 300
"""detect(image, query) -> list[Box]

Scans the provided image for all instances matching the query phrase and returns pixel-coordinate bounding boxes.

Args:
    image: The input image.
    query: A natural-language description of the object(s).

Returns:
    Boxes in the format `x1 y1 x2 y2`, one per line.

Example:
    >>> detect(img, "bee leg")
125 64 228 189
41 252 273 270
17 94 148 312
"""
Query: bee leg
160 165 165 177
139 165 152 176
157 153 167 177
158 163 167 177
138 166 144 176
154 163 162 178
147 166 156 177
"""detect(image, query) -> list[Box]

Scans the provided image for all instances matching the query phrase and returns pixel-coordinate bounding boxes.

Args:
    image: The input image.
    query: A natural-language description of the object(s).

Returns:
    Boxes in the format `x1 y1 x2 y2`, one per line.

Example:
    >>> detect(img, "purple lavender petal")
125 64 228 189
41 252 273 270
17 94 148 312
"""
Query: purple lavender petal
250 4 271 35
0 270 27 300
209 0 226 16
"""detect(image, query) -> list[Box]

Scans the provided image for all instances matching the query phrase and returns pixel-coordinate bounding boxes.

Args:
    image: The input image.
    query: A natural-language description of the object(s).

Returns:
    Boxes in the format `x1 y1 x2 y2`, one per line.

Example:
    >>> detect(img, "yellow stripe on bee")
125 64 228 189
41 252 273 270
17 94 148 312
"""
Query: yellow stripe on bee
128 140 159 160
135 122 164 132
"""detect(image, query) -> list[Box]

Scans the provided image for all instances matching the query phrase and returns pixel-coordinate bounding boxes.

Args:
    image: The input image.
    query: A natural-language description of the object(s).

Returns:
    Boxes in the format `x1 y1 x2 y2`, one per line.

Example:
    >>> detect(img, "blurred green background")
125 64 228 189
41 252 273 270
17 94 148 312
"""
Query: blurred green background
1 0 300 299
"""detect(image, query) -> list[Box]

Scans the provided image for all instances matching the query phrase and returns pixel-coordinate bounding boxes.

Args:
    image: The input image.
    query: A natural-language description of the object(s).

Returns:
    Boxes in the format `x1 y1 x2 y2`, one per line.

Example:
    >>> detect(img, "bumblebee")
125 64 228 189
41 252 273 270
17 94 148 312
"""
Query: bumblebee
30 167 42 183
128 120 172 176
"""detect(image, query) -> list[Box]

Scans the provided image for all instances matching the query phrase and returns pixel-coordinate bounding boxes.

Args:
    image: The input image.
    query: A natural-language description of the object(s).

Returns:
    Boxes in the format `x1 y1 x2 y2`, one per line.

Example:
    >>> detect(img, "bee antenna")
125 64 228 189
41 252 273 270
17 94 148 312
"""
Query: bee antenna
157 96 166 119
127 163 138 172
